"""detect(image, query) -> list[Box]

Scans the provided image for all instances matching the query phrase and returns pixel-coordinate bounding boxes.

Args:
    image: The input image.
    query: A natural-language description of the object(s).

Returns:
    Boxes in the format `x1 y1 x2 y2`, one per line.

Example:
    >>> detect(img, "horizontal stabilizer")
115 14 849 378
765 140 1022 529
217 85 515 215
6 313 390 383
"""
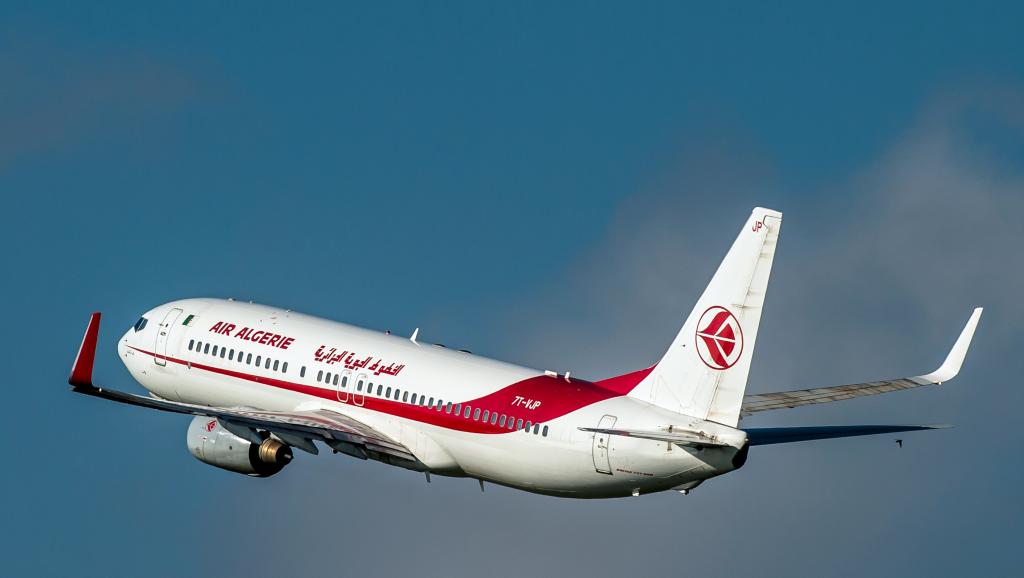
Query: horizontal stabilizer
746 424 949 446
578 426 733 448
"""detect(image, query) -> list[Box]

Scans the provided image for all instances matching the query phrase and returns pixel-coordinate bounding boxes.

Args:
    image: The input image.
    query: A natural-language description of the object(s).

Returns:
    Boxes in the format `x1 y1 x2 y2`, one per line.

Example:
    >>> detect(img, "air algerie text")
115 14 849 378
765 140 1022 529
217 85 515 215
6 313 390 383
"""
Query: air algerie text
208 321 294 350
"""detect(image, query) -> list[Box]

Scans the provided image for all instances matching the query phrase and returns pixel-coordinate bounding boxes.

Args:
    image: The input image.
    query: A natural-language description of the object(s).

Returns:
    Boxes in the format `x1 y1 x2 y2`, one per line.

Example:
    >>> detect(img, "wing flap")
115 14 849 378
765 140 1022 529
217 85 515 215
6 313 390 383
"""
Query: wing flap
741 308 982 416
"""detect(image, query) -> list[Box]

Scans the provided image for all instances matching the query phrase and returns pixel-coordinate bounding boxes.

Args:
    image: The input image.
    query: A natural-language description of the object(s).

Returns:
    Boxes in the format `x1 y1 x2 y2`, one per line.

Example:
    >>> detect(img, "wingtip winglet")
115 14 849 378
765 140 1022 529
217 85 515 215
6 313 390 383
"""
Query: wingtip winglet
69 312 101 388
919 308 982 384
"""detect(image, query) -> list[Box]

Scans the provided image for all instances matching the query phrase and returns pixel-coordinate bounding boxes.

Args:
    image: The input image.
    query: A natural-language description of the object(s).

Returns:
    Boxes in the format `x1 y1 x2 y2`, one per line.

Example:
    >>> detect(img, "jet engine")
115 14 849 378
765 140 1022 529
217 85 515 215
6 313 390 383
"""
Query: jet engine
186 416 293 477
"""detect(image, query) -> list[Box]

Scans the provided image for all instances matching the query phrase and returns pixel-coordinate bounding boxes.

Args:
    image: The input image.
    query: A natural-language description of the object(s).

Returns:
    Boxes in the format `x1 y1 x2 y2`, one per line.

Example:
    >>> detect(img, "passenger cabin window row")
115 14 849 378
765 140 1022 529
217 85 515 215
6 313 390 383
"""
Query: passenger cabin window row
435 400 548 436
189 342 551 439
187 339 289 374
309 367 550 437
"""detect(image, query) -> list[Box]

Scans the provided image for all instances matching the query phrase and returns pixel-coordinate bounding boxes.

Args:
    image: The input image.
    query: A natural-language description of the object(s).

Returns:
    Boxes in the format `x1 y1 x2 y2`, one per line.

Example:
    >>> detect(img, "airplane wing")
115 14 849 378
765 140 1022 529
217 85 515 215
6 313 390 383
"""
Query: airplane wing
69 313 419 468
741 308 982 416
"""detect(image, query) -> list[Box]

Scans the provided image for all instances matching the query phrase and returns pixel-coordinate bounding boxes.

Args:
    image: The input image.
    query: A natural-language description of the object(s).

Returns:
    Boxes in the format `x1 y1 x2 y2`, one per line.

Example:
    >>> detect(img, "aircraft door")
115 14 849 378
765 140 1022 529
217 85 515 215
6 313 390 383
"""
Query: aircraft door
353 372 366 406
592 414 617 475
154 308 183 366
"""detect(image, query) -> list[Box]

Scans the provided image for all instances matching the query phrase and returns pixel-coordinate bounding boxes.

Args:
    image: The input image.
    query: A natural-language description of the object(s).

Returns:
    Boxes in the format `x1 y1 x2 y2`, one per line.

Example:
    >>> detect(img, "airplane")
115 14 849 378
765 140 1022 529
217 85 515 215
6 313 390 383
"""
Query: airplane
69 207 982 498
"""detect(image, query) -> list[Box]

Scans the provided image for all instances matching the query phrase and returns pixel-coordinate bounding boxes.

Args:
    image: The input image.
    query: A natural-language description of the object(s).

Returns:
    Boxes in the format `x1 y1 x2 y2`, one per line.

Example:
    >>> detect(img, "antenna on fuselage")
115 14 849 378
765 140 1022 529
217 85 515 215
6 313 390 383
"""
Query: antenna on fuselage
410 328 420 344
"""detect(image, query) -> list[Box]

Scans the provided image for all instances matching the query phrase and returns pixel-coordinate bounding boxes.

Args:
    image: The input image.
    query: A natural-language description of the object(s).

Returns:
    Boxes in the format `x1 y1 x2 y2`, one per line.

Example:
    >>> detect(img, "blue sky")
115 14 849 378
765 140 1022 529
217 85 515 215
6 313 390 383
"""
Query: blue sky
3 3 1023 577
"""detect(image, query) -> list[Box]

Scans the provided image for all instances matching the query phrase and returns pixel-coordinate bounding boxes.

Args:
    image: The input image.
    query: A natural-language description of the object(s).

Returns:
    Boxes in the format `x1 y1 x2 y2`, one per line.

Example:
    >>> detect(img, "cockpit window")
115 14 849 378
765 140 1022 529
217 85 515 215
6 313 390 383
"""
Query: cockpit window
132 317 148 332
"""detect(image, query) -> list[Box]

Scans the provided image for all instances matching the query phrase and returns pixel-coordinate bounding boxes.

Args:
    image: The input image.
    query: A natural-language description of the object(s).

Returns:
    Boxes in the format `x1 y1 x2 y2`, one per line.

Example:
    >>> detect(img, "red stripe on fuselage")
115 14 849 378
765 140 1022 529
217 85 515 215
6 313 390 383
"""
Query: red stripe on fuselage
128 346 653 434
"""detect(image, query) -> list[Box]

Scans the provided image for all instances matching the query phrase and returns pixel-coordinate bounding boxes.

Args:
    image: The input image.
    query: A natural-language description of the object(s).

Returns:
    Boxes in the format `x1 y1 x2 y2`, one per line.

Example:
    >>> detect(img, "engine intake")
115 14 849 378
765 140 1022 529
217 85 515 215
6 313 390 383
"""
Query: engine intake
187 417 293 477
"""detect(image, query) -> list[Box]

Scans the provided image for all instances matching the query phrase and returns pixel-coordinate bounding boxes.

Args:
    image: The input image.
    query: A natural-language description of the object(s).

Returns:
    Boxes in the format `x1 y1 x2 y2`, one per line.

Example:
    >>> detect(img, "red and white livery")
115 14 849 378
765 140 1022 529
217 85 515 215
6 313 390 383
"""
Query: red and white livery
70 208 982 498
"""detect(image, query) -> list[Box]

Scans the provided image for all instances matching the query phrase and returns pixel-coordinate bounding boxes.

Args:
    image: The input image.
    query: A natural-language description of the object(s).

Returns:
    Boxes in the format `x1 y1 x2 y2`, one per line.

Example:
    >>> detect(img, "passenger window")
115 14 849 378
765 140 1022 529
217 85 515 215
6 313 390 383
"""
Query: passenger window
516 418 524 430
255 355 262 367
376 384 383 396
411 394 418 405
473 408 481 421
402 391 409 403
525 421 532 432
533 424 540 435
333 374 339 386
220 348 226 359
428 397 434 407
300 366 306 378
482 410 489 422
265 357 271 369
542 425 548 437
490 412 498 425
357 380 364 392
204 343 210 354
463 406 471 418
273 360 279 371
341 375 347 388
188 339 194 351
282 362 288 373
451 403 459 415
212 345 218 357
386 387 392 398
246 353 253 364
325 372 332 384
317 370 324 382
499 415 507 427
228 349 234 361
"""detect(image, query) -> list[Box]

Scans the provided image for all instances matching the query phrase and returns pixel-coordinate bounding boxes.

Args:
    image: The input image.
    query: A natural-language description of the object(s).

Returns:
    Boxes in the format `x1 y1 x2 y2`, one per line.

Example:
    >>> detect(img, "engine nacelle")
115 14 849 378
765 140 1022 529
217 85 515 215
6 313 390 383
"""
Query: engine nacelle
187 417 293 477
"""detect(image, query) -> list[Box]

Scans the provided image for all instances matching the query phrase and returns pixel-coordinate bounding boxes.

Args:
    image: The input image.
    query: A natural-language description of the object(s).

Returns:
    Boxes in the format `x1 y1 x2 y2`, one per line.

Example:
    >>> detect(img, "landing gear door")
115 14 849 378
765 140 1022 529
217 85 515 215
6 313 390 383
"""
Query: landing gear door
592 414 617 475
154 308 183 366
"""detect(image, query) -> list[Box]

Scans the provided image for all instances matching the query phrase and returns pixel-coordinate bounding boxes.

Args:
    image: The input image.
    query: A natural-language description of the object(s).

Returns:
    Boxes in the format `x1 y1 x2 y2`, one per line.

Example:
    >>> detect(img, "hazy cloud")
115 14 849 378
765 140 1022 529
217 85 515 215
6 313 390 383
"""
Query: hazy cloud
494 90 1024 387
0 38 196 170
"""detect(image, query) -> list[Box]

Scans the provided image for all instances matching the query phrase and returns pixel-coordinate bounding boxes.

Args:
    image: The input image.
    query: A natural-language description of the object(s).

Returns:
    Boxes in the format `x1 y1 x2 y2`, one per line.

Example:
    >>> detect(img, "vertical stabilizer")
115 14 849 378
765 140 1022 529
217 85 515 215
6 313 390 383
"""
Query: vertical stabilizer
627 208 782 426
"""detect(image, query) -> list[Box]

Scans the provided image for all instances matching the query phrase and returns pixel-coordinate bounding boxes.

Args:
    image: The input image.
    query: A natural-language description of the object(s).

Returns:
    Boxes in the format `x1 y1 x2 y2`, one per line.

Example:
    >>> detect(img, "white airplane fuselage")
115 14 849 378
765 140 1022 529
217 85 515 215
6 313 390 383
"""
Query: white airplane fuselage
83 208 976 499
119 298 745 498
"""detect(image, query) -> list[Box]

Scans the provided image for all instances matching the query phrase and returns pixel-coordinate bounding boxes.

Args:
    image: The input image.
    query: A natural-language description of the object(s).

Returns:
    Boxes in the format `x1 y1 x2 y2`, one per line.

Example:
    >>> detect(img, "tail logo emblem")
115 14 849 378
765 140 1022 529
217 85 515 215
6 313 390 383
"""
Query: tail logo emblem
695 306 743 370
